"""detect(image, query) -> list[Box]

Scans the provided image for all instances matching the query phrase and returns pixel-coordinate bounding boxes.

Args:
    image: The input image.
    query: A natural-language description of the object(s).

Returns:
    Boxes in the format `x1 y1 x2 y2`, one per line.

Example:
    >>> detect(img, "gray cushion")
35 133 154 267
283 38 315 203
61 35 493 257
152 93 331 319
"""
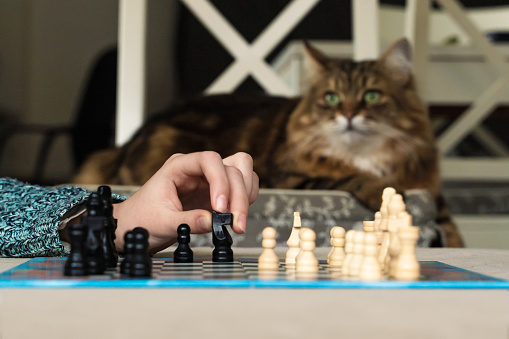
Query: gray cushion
178 188 443 248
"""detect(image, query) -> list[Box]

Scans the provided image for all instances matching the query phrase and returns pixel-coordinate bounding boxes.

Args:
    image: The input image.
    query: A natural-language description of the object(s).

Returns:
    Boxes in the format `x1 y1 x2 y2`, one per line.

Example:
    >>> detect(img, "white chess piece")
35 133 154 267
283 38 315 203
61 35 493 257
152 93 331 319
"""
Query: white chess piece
394 226 420 281
384 194 406 272
378 188 397 271
387 194 406 227
373 211 382 233
258 227 279 270
296 228 319 273
348 231 365 277
388 211 412 277
327 227 346 269
363 221 374 233
341 230 356 276
286 212 301 267
379 187 396 232
373 211 384 252
359 232 382 281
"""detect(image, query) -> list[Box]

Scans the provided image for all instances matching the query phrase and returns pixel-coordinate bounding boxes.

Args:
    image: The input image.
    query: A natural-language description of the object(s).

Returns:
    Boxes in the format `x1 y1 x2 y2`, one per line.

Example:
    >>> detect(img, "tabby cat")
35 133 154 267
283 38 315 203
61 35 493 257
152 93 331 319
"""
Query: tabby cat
74 39 463 247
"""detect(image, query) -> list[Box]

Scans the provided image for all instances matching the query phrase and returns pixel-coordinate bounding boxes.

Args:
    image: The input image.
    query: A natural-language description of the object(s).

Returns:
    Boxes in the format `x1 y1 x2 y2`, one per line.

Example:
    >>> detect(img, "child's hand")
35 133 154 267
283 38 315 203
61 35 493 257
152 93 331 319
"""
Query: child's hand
112 152 259 253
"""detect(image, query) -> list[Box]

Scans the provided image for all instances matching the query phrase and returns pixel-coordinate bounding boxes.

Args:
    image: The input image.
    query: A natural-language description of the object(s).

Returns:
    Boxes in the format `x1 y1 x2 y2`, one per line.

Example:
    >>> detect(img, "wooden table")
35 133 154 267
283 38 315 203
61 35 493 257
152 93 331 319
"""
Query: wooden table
1 248 508 339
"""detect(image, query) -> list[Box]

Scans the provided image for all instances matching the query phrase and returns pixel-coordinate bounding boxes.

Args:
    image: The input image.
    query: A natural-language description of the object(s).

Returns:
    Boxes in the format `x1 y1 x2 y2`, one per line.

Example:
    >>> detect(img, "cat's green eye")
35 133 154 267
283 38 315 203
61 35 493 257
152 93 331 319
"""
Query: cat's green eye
324 92 340 106
363 90 382 104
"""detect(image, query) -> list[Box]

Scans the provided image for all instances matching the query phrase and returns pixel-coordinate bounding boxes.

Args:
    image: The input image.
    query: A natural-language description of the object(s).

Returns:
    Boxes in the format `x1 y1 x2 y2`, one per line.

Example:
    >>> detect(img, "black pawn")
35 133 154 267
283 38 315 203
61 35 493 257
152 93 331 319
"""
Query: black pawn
120 230 135 275
86 191 103 217
97 185 118 268
174 224 193 263
64 223 89 276
129 227 152 277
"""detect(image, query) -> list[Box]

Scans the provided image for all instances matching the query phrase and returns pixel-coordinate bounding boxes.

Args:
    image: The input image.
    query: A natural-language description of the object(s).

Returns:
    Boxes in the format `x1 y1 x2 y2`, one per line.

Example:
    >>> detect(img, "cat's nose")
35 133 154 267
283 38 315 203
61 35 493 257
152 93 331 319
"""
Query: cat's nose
344 111 355 121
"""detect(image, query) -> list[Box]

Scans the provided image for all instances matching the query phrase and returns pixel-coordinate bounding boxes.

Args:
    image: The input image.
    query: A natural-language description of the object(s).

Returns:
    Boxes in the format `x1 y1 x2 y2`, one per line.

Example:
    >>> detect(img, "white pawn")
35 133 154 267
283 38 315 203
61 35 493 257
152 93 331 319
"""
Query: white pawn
359 233 382 281
285 212 301 267
363 221 374 233
327 227 346 269
258 227 279 270
373 211 382 232
373 211 384 250
341 230 356 276
394 226 420 281
296 228 318 273
348 231 365 277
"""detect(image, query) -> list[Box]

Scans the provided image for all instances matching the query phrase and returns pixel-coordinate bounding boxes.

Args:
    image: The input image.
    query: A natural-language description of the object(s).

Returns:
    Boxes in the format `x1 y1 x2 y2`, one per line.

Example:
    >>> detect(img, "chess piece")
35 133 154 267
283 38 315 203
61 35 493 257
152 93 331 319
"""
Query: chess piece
64 223 89 276
258 227 279 270
397 210 412 229
174 224 194 263
84 192 105 275
373 211 384 250
363 221 374 233
341 230 356 276
359 232 382 281
388 211 412 277
285 212 301 267
373 211 382 232
348 231 365 278
394 226 420 281
377 188 396 272
212 211 234 262
379 187 396 232
327 226 346 270
129 227 152 277
296 228 318 273
120 230 135 275
97 185 118 268
384 194 406 272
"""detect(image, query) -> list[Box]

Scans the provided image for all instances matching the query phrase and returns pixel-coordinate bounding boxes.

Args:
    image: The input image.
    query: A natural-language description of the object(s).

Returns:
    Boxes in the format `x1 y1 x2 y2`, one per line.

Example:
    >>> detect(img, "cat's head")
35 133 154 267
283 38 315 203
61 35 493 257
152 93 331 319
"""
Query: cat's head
287 39 433 173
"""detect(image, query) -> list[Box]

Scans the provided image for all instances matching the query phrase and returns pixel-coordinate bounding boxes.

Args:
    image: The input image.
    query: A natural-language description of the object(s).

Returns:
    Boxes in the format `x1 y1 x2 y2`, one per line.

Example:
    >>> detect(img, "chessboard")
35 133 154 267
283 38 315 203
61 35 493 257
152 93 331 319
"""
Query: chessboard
0 257 508 289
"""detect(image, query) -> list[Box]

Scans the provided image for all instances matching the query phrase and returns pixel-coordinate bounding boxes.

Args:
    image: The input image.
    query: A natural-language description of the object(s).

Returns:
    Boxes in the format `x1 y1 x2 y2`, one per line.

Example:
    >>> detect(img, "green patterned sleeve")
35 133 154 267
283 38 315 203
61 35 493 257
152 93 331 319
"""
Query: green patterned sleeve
0 178 126 257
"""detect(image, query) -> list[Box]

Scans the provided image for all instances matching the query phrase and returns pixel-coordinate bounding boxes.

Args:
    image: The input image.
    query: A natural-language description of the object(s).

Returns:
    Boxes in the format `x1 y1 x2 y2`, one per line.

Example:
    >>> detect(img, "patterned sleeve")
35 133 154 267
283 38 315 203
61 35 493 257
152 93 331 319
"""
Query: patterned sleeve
0 178 126 257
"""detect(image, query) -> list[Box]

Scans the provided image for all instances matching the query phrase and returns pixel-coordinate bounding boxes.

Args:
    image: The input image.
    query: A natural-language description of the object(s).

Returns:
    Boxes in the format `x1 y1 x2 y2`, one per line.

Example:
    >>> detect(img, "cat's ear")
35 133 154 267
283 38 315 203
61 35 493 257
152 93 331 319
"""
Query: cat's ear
302 41 329 89
378 38 413 86
303 41 329 70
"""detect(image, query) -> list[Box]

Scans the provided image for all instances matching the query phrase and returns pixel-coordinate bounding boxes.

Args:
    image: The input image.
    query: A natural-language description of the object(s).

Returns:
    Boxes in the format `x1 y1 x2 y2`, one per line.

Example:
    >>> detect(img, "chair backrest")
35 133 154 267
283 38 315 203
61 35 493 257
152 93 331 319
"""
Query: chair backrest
72 47 118 168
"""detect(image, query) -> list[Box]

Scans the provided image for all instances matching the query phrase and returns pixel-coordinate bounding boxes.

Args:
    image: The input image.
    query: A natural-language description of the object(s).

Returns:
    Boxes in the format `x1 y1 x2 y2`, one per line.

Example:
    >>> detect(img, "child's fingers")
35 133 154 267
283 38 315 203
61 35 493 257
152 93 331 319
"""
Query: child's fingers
173 209 213 234
250 172 260 204
223 152 255 201
224 166 249 234
167 152 231 213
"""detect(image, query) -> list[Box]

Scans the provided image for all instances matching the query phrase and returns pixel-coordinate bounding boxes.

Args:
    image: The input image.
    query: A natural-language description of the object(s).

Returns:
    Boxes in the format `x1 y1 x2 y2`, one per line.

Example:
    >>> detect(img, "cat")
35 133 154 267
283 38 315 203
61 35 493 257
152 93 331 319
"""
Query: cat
73 39 464 247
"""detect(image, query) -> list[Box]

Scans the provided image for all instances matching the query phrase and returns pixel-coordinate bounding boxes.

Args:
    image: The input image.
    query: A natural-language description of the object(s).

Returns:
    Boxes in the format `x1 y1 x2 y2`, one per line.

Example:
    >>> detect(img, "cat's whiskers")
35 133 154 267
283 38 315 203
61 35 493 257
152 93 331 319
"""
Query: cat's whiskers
320 120 382 151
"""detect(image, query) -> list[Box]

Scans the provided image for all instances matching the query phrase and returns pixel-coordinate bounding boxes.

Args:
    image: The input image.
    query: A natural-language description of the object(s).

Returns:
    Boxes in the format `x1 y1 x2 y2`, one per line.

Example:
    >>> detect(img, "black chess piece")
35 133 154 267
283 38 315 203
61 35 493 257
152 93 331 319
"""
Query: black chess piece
97 185 118 268
120 230 135 275
64 223 89 276
83 192 106 274
129 227 152 277
212 211 234 262
174 224 193 263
